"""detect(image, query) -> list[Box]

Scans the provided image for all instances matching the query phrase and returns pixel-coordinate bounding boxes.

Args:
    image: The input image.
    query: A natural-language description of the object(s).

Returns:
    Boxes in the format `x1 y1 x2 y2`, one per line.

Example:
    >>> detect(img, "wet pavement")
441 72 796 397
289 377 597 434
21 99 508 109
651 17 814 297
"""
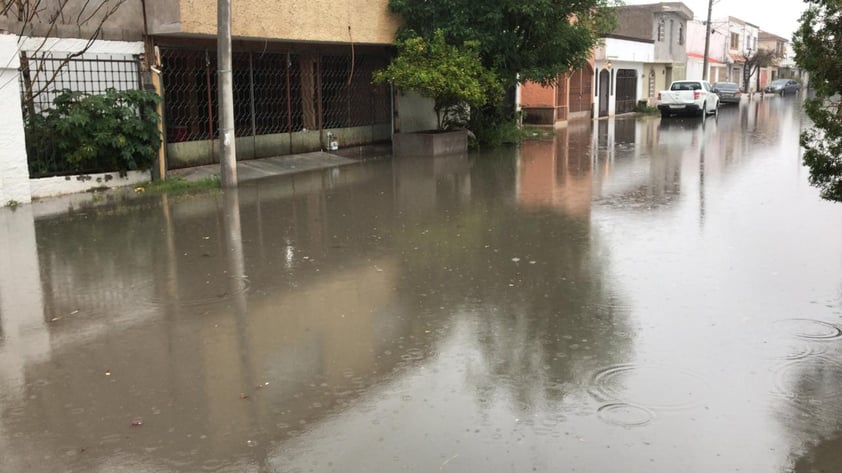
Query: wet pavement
1 95 841 472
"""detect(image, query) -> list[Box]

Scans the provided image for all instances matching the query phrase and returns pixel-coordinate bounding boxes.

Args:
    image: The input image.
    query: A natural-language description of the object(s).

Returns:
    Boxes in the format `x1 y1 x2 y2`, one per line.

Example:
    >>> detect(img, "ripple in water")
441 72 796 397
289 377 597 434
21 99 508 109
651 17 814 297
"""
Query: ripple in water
597 403 655 428
590 363 709 410
775 319 842 341
772 359 842 402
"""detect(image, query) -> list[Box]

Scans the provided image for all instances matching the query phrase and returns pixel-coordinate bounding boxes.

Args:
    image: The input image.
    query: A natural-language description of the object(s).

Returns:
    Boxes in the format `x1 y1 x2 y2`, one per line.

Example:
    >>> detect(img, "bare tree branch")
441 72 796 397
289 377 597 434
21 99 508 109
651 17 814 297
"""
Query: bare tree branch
2 0 128 113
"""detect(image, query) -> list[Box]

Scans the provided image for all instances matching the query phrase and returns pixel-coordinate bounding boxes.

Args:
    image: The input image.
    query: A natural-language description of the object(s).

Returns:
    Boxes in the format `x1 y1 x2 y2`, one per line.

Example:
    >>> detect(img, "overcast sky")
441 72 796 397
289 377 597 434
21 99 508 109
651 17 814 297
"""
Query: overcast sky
620 0 807 39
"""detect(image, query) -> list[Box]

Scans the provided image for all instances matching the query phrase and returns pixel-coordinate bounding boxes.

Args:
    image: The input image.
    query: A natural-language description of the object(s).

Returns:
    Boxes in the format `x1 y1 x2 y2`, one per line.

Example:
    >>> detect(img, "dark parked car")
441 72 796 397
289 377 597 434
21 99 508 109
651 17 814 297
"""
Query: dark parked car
764 79 800 96
712 82 742 104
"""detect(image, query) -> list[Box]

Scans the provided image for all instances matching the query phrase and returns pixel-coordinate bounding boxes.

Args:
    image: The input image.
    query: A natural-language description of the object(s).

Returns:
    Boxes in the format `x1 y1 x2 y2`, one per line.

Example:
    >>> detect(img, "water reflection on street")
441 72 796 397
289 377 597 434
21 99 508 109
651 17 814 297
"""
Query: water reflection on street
1 95 841 472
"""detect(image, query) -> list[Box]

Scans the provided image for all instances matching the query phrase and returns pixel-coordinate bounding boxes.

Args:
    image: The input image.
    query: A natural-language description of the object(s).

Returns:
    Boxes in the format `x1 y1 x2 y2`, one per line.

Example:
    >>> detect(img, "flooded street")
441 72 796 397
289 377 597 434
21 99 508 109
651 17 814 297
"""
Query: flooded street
2 96 841 472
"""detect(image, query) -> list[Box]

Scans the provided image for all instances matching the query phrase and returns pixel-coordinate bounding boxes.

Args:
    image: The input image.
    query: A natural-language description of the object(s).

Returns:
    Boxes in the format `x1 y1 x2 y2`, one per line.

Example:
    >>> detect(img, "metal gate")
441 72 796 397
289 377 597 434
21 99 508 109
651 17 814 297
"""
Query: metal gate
160 47 391 165
615 69 637 114
568 64 593 115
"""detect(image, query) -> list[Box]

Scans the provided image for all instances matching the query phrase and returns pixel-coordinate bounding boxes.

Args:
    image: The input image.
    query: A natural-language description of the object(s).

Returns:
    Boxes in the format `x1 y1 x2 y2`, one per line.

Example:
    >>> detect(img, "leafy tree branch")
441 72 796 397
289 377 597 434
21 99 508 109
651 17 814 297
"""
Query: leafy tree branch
794 0 842 201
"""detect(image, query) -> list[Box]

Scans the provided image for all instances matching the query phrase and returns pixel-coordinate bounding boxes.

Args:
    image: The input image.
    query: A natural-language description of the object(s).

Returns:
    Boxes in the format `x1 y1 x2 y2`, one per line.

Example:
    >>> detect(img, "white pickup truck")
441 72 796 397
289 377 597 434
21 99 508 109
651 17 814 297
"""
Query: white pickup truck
657 80 720 118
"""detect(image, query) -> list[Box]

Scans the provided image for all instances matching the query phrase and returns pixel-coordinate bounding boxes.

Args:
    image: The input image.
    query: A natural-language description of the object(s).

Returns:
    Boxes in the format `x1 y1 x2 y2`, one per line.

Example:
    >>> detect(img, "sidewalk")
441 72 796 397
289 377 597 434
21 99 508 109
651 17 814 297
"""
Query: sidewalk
169 144 393 183
21 144 392 219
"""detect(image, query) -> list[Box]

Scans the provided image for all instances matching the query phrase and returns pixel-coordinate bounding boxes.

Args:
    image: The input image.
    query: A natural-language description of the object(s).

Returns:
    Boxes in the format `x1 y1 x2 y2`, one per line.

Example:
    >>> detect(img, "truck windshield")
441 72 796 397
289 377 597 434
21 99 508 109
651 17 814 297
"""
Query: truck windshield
670 82 701 91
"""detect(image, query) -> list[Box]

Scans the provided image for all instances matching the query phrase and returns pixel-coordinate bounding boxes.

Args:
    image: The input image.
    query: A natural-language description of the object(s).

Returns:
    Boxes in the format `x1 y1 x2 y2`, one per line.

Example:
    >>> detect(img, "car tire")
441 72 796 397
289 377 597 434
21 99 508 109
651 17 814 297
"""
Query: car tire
661 110 670 119
699 103 706 117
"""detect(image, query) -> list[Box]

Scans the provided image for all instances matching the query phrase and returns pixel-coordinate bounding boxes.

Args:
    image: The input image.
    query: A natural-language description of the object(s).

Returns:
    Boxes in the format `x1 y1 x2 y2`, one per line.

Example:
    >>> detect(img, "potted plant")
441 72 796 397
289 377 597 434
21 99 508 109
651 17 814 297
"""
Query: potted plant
374 30 502 156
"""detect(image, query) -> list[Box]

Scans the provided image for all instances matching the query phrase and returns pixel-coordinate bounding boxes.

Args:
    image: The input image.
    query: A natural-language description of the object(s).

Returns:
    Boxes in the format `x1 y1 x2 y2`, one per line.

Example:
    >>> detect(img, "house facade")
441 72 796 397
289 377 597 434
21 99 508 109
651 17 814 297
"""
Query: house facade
757 30 806 87
723 16 760 91
519 61 596 126
2 0 431 198
593 35 654 117
142 0 405 169
686 19 729 83
611 2 693 105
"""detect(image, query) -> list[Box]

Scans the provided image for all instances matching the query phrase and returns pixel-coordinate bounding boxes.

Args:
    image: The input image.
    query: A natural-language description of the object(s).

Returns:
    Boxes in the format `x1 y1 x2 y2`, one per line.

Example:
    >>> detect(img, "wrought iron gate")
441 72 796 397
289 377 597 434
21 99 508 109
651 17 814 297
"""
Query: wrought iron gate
615 69 638 114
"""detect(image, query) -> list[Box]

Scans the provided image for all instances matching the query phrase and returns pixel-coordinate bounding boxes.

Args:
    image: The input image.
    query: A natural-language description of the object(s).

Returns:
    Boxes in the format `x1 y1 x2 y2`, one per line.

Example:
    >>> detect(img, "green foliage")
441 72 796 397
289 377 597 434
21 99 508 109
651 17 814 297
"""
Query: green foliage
5 200 20 209
373 30 502 129
25 88 161 178
388 0 616 144
388 0 617 88
634 102 660 115
479 117 526 148
793 0 842 201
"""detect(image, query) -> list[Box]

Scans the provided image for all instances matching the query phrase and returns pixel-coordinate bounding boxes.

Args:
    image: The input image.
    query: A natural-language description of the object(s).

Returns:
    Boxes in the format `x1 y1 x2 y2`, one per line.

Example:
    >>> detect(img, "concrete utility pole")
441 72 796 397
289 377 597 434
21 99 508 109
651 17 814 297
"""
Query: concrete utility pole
218 0 237 187
702 0 713 81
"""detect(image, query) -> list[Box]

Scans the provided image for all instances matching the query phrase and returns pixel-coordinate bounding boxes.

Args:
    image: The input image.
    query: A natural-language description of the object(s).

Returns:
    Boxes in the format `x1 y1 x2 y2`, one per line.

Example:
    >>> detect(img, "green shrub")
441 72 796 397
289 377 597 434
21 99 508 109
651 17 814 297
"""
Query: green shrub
634 101 660 115
25 89 161 178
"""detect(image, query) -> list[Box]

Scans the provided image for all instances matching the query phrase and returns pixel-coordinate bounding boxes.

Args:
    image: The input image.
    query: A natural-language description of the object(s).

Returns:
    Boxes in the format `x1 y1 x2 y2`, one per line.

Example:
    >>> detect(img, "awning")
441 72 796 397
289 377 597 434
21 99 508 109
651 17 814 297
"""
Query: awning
687 52 725 65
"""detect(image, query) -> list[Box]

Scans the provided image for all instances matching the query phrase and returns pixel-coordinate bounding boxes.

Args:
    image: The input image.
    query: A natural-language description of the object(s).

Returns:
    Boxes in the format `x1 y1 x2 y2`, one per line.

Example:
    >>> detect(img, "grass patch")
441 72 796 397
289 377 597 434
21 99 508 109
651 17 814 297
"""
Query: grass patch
137 176 221 195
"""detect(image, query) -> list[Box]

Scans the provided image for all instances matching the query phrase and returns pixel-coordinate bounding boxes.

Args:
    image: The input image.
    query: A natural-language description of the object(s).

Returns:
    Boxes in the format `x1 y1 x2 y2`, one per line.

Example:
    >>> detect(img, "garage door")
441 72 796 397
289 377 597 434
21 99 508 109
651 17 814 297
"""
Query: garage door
615 69 638 114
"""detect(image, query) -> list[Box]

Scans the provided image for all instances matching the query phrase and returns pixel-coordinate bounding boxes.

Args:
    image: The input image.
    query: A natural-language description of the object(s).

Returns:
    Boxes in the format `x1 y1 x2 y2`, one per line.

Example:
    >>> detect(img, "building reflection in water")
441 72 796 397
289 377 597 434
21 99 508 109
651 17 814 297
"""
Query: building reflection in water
0 147 636 471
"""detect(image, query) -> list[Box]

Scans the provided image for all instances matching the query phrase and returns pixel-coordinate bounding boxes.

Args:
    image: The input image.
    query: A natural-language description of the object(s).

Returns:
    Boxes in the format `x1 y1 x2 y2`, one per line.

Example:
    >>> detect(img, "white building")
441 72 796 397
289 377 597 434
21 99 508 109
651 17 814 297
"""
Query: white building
722 16 760 91
594 36 655 117
685 19 729 82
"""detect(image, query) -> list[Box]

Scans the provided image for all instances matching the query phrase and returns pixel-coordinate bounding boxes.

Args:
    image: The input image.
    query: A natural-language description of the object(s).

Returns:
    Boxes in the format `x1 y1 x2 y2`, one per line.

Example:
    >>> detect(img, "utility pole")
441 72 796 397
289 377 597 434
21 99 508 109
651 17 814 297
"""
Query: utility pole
218 0 237 187
702 0 713 81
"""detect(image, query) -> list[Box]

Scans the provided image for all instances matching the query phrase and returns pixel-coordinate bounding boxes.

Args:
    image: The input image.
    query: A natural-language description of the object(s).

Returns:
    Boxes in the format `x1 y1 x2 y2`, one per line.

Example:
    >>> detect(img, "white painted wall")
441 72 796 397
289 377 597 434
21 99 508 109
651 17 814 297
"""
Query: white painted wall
0 34 32 205
597 37 655 63
593 38 653 117
20 37 144 56
30 170 151 199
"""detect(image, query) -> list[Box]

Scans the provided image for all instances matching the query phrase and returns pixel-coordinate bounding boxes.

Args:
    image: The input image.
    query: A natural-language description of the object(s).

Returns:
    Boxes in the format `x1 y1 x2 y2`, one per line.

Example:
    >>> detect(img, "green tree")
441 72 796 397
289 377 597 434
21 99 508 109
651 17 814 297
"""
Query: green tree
388 0 616 143
373 30 502 130
793 0 842 202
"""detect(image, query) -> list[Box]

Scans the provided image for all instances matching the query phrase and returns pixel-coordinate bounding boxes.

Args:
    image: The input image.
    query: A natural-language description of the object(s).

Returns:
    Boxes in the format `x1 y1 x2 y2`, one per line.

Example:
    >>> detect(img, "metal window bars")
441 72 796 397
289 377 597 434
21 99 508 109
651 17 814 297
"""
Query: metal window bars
160 48 390 145
18 52 142 118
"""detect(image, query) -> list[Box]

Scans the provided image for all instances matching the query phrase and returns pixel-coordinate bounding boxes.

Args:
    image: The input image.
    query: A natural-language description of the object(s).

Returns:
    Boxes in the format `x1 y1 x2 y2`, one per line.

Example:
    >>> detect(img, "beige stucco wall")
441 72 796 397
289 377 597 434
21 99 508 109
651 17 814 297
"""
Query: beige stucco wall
178 0 401 44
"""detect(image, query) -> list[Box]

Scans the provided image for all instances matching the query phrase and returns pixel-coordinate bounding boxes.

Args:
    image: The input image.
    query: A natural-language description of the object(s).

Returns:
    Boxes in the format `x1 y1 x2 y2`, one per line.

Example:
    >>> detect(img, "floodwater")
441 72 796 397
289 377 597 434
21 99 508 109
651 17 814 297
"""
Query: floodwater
1 95 841 473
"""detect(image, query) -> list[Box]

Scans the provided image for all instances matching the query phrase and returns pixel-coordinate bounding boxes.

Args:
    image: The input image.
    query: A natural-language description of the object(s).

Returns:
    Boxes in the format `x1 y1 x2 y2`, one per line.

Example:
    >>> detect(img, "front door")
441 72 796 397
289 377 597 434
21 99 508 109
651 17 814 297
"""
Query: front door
615 69 638 114
598 69 610 117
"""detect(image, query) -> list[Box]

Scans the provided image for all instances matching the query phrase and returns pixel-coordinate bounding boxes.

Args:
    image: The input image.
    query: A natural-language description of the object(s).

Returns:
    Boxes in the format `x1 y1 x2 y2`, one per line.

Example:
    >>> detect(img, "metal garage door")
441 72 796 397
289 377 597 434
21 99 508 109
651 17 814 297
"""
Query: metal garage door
615 69 638 114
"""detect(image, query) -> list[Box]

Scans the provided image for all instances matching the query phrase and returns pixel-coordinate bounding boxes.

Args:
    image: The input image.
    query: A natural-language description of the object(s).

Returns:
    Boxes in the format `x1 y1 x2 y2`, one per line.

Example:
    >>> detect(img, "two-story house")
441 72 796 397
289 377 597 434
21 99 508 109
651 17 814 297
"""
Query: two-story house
758 31 793 85
2 0 441 203
722 16 760 91
685 19 729 82
610 2 693 106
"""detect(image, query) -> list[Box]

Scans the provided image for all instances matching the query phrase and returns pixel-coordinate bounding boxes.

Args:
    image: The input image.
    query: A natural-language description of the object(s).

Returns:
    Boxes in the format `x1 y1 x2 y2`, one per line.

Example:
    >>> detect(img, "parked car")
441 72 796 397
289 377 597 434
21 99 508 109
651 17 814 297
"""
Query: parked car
657 80 720 118
712 82 742 104
764 79 800 96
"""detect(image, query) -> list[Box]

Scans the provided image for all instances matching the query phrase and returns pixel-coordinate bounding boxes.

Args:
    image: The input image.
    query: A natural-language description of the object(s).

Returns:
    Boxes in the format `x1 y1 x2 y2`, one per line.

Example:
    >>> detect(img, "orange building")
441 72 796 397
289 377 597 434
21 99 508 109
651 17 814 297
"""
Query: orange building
520 57 595 126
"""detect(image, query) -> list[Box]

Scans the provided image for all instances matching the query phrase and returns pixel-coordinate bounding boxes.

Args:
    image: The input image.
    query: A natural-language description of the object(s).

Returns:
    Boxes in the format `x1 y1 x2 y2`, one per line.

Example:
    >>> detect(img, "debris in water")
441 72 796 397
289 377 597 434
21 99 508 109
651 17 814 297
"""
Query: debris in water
105 370 112 376
511 257 521 262
131 418 143 427
240 393 249 400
